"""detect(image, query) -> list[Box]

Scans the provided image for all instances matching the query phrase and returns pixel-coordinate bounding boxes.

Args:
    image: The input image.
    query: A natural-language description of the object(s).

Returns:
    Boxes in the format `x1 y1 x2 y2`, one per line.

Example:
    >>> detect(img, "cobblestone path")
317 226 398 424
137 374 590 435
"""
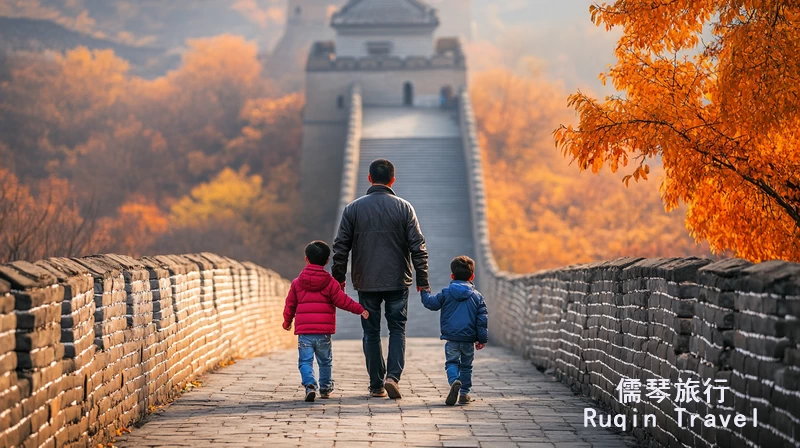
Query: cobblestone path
116 339 638 448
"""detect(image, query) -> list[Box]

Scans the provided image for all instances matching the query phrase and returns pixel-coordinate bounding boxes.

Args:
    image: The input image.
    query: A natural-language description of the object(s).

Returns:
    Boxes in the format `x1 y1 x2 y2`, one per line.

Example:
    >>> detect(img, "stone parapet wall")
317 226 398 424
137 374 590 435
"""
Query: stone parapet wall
0 254 293 448
332 84 363 241
482 257 799 447
458 90 501 285
307 54 465 72
457 89 799 447
307 38 466 73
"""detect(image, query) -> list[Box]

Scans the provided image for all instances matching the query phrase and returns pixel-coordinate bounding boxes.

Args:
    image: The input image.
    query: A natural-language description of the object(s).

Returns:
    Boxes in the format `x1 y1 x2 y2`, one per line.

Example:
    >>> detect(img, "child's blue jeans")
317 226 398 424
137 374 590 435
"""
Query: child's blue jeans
445 341 474 394
298 334 333 390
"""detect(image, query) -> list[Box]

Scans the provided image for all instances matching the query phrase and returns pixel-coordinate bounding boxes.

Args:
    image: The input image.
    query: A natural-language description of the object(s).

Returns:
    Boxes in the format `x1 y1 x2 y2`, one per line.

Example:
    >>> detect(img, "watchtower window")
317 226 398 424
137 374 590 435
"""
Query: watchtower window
366 41 392 56
337 95 345 109
295 6 302 16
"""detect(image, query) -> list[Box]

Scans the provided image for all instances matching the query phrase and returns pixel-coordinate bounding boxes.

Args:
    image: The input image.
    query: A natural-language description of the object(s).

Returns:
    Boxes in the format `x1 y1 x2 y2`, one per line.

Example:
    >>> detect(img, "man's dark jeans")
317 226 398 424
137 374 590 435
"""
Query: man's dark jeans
358 289 408 390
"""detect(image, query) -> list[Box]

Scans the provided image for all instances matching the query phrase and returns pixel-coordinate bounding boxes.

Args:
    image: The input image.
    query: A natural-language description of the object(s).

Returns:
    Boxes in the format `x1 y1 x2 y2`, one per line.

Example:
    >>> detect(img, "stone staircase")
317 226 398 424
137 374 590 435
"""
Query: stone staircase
336 109 475 339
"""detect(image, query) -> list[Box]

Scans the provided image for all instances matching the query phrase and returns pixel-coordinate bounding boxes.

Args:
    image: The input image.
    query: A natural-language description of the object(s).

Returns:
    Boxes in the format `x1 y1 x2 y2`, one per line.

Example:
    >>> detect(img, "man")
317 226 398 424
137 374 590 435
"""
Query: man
332 159 429 399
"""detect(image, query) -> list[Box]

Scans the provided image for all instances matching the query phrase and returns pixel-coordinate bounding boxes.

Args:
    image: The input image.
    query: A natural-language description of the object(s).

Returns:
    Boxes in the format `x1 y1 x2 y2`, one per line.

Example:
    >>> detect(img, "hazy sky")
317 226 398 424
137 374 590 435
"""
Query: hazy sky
0 0 619 92
471 0 618 93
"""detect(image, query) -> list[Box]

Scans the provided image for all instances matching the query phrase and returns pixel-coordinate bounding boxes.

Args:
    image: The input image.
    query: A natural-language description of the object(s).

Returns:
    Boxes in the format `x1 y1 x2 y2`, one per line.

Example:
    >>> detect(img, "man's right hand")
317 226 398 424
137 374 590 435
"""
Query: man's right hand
417 286 431 293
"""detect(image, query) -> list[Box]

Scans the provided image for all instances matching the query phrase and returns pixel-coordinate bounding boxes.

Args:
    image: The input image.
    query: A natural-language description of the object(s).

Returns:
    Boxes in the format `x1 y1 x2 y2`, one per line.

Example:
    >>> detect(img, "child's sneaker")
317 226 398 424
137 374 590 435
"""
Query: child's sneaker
445 380 462 406
458 393 472 405
304 386 316 402
320 381 334 399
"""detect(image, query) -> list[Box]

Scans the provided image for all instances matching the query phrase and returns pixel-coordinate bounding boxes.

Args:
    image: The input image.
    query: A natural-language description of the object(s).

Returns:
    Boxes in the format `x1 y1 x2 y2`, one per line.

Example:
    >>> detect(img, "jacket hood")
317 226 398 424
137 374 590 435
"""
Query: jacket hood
298 265 332 293
449 280 474 301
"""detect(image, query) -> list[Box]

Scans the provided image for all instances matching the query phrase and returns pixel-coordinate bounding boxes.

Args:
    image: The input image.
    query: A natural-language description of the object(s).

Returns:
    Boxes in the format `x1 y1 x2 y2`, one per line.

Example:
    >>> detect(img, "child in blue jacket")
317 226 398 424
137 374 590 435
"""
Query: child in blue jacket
421 255 488 405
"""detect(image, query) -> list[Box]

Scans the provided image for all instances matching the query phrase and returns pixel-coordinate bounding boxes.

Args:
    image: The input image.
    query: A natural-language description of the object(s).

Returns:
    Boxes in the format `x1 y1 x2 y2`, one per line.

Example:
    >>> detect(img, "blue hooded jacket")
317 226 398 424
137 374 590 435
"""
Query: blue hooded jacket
421 280 488 344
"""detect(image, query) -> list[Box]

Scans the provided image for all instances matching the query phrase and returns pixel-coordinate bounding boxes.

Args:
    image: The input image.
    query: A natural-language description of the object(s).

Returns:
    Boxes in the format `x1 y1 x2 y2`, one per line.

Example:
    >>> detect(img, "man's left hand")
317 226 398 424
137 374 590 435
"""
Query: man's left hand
417 286 431 293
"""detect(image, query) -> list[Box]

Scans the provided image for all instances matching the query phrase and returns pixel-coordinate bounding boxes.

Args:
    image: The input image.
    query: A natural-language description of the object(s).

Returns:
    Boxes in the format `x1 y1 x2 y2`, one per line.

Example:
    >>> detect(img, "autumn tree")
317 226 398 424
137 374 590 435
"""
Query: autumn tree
101 196 169 257
555 1 800 262
0 48 130 179
129 35 273 182
0 169 102 263
163 168 305 274
0 36 306 276
472 69 709 273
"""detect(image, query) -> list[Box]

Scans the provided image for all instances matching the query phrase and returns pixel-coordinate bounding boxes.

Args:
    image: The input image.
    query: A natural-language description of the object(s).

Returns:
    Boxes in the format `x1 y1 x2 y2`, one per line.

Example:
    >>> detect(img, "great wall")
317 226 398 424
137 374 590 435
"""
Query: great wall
1 0 798 446
1 85 798 447
0 255 293 446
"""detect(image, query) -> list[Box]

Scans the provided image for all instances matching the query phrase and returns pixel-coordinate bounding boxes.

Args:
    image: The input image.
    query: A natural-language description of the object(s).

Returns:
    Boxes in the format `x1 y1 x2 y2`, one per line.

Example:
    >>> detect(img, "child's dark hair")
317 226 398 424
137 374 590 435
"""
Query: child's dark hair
305 240 331 266
451 256 475 281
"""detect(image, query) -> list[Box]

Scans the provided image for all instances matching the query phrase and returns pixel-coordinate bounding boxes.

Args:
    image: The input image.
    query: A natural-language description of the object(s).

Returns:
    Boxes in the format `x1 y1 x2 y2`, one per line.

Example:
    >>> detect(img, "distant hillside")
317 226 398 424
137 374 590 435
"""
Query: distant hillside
0 17 179 76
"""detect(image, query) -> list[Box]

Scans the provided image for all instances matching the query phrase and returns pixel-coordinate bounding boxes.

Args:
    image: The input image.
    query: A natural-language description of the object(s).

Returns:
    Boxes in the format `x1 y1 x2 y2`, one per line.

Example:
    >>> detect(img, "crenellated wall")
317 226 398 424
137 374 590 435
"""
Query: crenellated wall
458 90 800 447
0 254 293 448
332 83 363 241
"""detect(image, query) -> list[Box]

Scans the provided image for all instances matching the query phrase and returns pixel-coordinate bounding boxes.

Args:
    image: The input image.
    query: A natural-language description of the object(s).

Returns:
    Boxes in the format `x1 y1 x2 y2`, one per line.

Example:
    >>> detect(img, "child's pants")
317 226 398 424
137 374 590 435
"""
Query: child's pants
298 334 333 390
444 341 474 394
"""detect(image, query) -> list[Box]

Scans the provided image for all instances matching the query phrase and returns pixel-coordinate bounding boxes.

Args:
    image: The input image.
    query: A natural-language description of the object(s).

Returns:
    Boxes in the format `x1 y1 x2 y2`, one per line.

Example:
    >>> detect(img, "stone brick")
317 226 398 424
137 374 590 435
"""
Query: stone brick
14 325 61 351
0 265 51 290
13 287 64 311
15 302 61 330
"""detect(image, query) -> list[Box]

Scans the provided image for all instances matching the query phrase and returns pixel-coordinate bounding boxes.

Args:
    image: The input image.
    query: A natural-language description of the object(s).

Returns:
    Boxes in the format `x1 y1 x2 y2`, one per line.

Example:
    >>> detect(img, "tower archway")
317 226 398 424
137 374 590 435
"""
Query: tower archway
403 82 414 106
440 85 454 108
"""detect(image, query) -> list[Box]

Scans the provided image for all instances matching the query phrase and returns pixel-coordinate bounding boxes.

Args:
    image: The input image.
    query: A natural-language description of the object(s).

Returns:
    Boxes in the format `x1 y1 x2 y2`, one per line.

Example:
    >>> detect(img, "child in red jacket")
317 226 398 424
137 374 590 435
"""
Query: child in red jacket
283 240 369 402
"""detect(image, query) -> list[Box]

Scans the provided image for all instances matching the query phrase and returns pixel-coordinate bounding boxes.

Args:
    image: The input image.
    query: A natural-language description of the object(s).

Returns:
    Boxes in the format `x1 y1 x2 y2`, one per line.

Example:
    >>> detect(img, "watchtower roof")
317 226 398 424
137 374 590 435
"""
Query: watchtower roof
331 0 439 28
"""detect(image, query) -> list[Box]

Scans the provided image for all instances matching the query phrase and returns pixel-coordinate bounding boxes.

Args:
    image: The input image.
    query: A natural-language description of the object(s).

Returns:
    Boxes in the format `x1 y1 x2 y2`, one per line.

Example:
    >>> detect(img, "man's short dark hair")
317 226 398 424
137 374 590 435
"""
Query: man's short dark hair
369 159 395 185
451 256 475 281
305 240 331 266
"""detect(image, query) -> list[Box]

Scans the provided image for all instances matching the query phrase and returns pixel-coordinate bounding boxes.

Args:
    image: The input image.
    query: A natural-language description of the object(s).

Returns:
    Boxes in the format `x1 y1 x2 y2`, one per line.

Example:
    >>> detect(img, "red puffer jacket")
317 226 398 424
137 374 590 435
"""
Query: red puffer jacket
283 264 364 335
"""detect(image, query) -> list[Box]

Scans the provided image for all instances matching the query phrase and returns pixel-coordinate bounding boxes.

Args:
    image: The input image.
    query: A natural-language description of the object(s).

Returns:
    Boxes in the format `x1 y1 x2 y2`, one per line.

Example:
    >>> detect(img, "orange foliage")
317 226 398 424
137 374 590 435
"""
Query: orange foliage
0 169 103 262
102 197 170 256
1 36 306 274
160 167 303 272
472 69 710 273
555 1 800 262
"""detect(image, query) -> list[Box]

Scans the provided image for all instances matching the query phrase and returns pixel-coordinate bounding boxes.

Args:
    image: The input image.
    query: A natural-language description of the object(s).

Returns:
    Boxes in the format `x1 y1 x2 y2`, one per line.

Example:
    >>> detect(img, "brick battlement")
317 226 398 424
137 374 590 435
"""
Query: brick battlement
306 37 466 72
0 254 293 447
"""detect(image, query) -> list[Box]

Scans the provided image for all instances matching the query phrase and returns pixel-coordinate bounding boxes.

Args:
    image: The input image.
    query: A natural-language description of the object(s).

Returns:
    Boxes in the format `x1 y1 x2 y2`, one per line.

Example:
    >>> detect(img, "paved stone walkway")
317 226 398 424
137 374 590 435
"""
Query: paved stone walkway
116 339 638 448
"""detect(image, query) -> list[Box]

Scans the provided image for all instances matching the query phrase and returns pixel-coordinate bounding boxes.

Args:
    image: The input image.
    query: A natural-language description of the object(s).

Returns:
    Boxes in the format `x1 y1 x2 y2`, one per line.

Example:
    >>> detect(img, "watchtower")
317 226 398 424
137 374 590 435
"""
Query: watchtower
300 0 468 229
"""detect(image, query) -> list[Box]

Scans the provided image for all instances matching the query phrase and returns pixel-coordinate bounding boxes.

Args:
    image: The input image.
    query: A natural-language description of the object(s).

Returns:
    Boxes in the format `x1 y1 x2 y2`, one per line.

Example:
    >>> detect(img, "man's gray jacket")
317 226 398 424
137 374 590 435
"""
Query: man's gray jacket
332 185 429 292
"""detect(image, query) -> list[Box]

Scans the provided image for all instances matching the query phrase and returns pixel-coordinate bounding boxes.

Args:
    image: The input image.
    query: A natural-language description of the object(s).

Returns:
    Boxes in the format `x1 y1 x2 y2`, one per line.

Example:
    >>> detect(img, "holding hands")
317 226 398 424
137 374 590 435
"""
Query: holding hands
361 310 370 319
